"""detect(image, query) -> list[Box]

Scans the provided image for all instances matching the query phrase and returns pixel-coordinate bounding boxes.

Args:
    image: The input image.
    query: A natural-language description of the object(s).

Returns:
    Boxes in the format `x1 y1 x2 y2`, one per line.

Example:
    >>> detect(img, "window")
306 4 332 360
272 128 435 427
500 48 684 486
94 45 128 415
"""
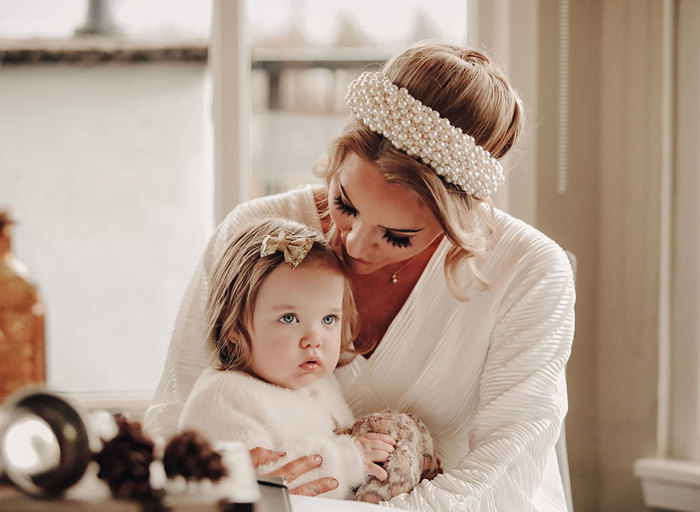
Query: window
246 0 469 198
0 0 213 394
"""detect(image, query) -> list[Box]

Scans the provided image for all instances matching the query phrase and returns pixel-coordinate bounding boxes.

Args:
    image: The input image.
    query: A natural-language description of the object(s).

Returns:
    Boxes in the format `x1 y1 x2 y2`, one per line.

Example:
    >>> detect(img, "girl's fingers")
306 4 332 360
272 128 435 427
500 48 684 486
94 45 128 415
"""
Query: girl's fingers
374 440 396 453
361 438 395 453
366 449 391 463
367 462 388 482
362 432 397 445
289 477 339 496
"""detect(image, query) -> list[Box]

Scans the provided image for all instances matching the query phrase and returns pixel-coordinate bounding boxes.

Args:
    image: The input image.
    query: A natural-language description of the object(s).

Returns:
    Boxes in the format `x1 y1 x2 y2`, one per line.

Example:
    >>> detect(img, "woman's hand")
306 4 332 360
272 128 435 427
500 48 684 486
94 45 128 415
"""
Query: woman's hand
355 433 396 481
249 447 339 496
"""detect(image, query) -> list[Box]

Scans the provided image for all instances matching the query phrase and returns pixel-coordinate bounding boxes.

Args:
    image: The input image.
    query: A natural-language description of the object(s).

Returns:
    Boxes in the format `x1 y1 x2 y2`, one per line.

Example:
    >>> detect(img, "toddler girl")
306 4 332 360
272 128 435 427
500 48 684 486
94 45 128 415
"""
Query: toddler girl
177 217 394 498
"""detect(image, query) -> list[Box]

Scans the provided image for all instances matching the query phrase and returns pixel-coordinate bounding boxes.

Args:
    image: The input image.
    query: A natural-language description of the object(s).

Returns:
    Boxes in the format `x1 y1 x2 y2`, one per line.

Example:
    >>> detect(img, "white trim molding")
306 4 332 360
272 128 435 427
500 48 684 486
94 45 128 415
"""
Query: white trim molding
62 392 153 422
635 458 700 512
210 0 251 223
669 0 700 465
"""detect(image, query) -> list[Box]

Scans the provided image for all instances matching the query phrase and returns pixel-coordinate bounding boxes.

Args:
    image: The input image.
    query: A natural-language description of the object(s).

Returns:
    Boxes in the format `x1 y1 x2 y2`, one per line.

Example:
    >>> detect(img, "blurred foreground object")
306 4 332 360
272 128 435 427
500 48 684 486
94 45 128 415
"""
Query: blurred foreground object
0 388 263 509
0 389 91 497
0 211 46 403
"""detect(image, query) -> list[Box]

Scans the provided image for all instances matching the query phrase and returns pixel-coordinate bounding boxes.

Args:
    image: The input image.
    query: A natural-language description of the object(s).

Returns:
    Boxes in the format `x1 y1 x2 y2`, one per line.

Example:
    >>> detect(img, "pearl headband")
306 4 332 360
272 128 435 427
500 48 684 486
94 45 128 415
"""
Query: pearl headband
345 72 505 198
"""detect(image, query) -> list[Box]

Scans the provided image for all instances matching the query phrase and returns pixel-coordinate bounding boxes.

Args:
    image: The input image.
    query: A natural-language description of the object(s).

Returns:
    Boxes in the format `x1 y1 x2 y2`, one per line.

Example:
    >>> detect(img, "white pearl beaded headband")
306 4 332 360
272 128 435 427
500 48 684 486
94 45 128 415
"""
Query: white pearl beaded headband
345 71 505 198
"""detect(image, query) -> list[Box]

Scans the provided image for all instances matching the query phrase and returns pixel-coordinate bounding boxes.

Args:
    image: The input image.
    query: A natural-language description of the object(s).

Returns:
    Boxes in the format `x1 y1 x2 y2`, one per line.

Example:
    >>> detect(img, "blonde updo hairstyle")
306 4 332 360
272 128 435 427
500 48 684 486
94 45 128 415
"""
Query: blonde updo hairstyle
206 218 359 371
319 43 524 300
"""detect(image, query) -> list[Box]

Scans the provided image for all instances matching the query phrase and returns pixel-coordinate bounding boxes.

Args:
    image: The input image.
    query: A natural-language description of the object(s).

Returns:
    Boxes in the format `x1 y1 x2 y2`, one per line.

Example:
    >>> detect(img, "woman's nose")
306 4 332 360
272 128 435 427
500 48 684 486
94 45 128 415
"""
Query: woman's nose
344 219 373 259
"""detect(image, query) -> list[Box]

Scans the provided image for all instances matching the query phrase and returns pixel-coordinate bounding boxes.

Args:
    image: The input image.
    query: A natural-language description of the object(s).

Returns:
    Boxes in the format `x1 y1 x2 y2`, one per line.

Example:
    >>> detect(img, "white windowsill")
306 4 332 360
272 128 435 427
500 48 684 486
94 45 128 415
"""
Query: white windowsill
60 392 153 422
635 457 700 512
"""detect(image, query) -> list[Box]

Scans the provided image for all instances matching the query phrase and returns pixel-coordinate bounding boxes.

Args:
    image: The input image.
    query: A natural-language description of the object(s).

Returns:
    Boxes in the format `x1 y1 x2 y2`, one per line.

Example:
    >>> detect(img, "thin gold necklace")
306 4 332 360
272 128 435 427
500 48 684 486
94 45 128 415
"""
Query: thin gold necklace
388 257 414 284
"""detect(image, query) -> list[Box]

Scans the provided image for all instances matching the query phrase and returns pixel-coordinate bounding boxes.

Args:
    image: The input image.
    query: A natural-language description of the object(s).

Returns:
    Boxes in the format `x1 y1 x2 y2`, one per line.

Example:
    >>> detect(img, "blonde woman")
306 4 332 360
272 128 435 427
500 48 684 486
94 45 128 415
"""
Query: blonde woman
146 43 575 510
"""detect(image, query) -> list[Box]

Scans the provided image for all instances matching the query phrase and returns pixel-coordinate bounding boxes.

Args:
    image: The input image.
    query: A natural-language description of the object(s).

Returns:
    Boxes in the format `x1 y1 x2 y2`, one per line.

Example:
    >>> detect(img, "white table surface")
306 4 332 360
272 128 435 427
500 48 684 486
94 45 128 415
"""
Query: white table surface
291 495 393 511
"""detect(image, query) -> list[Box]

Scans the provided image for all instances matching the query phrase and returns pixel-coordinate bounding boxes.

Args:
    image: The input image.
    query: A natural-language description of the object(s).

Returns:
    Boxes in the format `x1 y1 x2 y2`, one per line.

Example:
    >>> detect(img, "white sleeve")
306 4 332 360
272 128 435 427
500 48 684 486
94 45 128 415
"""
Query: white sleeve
143 238 216 440
385 251 575 511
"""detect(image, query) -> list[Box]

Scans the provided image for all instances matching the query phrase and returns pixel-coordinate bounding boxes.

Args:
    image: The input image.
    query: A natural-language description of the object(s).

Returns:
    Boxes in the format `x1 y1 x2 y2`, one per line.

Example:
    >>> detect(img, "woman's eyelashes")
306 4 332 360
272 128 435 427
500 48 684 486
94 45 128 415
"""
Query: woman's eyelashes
383 231 412 248
333 195 413 248
333 195 357 217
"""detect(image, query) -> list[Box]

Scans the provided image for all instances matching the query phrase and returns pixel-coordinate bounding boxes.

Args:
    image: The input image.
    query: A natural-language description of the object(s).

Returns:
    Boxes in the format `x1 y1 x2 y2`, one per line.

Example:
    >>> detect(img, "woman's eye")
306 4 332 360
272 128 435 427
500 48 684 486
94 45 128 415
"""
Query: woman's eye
333 196 357 217
322 314 338 325
334 194 411 248
280 313 298 324
382 230 412 248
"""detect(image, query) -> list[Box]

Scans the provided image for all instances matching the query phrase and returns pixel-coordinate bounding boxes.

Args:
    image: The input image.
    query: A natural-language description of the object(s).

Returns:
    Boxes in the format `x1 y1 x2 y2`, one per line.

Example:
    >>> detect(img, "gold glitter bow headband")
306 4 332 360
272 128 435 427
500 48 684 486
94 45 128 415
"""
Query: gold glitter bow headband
260 230 314 269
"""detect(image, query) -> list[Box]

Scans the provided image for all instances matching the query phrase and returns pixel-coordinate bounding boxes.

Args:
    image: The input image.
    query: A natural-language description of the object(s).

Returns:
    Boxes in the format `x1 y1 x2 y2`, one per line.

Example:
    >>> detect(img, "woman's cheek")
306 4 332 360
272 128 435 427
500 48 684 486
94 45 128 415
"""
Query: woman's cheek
329 209 350 234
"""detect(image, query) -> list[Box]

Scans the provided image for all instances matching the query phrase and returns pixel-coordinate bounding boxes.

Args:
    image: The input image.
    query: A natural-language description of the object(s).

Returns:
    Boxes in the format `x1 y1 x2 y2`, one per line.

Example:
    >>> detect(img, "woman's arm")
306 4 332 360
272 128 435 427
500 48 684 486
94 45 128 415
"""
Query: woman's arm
144 233 230 440
385 252 575 511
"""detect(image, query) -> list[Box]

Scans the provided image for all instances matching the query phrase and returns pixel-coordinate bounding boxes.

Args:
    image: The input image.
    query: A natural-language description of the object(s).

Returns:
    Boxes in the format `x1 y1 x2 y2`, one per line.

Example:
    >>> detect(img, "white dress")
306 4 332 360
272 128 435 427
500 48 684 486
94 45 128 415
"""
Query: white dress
178 369 365 499
145 185 576 511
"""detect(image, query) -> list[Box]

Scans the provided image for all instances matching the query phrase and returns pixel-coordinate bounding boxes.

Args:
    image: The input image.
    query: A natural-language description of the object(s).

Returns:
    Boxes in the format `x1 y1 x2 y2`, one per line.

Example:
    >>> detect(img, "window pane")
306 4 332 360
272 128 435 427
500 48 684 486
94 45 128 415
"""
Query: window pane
0 2 213 393
247 0 469 198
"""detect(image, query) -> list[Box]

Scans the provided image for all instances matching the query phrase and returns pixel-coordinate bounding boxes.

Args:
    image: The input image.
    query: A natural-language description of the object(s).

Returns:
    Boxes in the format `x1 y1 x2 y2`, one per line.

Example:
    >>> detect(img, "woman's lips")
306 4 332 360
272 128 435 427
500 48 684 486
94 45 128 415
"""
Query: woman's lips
348 254 372 265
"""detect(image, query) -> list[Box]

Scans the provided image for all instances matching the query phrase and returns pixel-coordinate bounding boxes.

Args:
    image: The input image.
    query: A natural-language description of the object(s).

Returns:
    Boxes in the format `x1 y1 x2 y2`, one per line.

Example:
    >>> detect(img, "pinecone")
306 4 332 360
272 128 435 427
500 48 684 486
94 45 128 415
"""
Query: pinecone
162 430 227 482
94 415 155 500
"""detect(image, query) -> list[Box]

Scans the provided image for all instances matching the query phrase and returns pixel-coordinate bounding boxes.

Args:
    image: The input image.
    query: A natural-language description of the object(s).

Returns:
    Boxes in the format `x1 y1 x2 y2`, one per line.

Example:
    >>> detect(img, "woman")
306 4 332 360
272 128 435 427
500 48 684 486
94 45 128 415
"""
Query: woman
145 43 575 510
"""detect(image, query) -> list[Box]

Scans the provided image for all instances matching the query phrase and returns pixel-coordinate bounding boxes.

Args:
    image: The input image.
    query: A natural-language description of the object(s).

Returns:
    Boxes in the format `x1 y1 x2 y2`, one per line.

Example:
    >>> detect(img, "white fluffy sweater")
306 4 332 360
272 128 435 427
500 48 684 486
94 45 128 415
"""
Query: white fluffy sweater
178 369 365 499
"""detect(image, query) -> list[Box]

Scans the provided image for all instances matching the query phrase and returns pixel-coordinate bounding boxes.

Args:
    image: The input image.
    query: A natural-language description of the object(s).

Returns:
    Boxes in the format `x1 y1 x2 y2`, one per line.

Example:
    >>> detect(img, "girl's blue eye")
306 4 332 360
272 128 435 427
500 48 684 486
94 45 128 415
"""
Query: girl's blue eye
333 196 357 217
280 313 297 324
322 314 338 325
382 230 412 248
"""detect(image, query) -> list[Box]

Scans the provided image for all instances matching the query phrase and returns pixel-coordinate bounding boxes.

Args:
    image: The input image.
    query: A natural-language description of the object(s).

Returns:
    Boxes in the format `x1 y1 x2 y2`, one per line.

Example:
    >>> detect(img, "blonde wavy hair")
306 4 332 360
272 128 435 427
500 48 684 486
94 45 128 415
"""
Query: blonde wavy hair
316 43 524 301
206 218 359 371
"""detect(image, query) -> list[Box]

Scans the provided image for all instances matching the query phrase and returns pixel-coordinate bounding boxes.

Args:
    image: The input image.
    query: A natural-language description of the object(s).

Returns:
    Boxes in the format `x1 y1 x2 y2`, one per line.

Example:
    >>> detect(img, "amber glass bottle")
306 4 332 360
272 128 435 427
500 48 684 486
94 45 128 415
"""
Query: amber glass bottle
0 211 46 402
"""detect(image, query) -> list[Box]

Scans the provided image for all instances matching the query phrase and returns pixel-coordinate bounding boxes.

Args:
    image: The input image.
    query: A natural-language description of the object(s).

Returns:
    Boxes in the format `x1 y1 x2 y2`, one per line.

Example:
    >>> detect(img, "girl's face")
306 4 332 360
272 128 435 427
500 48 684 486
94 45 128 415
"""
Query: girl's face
247 259 345 390
328 152 444 275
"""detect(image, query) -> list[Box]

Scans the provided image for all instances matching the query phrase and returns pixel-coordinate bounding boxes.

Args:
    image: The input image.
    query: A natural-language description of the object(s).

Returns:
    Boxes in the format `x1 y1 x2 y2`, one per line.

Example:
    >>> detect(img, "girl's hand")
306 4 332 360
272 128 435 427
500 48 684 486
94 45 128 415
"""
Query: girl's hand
355 433 396 481
249 447 339 496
